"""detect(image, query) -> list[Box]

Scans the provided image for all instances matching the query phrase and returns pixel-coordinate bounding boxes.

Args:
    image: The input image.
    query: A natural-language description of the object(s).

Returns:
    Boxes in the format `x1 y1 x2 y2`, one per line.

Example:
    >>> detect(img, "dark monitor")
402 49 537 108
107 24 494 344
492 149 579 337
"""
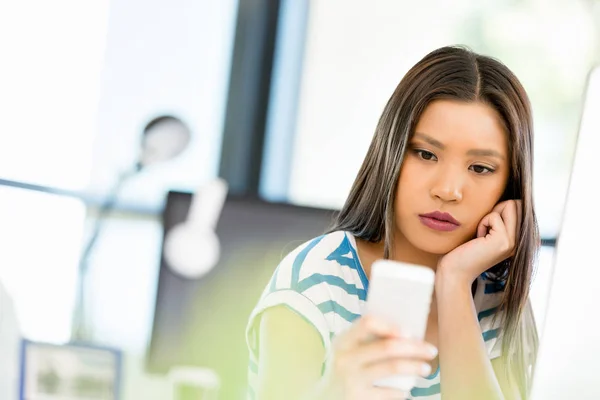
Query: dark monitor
147 191 336 399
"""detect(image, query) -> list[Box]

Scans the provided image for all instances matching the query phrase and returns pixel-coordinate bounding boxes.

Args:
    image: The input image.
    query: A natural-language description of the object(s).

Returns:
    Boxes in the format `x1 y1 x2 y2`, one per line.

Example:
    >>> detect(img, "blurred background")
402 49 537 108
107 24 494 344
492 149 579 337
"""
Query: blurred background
1 0 599 399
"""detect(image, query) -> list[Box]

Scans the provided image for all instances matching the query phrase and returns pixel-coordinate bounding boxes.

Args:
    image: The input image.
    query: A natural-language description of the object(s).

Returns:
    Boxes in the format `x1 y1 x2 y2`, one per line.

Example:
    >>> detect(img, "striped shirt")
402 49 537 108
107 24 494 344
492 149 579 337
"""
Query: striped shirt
245 231 505 399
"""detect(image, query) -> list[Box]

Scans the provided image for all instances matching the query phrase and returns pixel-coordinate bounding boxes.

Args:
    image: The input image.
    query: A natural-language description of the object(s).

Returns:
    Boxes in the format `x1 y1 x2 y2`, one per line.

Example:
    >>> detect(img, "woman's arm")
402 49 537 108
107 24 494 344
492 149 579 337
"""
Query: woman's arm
257 306 326 400
436 267 520 400
435 200 525 399
257 305 438 400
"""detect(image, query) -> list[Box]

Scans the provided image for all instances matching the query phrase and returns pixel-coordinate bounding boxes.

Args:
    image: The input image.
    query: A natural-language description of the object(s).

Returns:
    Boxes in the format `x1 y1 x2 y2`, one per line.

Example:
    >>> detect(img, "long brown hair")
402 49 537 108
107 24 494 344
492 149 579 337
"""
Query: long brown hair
329 45 539 397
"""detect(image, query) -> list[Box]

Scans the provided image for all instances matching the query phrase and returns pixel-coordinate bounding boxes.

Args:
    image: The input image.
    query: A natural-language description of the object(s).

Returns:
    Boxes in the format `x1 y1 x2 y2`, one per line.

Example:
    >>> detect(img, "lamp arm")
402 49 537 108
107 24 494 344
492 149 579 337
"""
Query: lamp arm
71 165 141 341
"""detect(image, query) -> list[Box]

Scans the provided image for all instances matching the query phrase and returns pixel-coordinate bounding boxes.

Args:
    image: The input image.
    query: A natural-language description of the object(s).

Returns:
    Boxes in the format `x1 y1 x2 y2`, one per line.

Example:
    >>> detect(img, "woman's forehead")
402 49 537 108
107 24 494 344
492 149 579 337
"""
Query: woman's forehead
413 100 508 153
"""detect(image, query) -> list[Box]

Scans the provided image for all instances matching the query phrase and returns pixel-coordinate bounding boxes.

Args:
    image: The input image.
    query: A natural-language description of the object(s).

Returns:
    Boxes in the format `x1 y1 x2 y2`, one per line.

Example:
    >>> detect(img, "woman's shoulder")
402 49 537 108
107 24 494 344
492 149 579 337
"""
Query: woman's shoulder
246 231 365 364
273 230 363 284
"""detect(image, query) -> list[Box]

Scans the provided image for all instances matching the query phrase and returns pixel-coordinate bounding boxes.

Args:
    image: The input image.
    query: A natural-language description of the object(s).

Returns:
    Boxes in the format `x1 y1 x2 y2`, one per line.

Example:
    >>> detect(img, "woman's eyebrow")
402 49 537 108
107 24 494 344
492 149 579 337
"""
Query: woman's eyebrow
414 132 506 160
413 132 444 149
467 148 506 160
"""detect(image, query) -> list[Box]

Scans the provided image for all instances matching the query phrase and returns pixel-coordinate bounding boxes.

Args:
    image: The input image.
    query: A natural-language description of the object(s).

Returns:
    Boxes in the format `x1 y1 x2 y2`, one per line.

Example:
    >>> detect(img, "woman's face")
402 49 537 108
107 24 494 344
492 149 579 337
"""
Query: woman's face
394 99 510 255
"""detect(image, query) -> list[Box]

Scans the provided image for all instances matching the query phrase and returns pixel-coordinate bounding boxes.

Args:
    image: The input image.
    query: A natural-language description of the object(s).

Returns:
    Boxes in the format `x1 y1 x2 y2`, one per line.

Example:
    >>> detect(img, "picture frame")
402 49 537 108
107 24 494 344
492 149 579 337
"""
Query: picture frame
19 340 122 400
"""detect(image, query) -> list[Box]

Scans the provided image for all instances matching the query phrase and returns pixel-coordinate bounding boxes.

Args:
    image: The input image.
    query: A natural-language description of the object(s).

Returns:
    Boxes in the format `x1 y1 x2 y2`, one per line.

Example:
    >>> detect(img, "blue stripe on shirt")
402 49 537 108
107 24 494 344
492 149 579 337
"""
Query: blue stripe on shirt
325 236 356 268
269 267 280 292
317 300 361 323
248 359 258 374
296 273 367 300
411 383 440 397
478 306 499 321
344 234 370 291
485 281 505 294
325 234 369 291
291 235 325 285
483 328 500 341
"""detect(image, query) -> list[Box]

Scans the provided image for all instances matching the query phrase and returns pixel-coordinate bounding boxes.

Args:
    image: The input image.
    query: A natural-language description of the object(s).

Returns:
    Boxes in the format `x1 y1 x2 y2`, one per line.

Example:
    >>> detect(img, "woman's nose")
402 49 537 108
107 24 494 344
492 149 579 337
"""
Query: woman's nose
430 169 464 203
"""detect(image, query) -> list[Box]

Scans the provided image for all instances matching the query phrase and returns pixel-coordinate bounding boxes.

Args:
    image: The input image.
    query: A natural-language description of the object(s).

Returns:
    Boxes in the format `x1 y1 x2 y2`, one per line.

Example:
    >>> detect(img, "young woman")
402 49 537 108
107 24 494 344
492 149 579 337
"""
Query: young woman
246 46 539 400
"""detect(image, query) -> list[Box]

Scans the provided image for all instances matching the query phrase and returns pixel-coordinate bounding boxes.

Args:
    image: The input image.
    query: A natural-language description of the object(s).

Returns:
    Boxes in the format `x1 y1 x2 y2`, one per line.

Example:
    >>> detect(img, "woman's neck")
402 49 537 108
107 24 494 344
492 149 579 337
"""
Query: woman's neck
390 228 442 270
355 230 442 280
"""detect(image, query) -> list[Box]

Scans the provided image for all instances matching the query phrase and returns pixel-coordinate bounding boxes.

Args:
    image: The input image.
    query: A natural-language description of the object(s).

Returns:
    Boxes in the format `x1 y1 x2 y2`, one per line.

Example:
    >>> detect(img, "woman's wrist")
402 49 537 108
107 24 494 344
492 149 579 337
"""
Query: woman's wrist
435 263 474 297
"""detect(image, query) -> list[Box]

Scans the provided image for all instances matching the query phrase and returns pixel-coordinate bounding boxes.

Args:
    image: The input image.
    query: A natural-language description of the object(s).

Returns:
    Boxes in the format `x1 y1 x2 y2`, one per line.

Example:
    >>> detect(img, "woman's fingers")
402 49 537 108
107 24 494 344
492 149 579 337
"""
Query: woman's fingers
476 214 489 238
477 211 507 238
337 316 400 351
351 336 437 366
492 200 520 238
370 386 412 399
328 317 440 400
363 357 434 382
500 201 517 244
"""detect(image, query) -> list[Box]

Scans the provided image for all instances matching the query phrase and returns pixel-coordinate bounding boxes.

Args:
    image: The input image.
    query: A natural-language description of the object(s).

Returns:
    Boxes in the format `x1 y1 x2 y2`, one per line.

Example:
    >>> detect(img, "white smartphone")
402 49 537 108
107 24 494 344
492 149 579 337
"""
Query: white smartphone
365 259 435 391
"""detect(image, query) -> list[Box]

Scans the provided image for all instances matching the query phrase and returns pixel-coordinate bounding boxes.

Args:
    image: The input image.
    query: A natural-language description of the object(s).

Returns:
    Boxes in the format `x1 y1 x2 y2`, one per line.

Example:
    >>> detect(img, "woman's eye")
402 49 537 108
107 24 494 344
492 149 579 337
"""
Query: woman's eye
416 150 437 161
470 164 494 174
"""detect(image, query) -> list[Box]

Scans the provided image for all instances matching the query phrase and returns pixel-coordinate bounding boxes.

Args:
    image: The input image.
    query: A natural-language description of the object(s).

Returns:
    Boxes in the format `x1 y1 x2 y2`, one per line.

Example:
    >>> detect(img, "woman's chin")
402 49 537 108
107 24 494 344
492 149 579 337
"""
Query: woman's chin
406 232 466 256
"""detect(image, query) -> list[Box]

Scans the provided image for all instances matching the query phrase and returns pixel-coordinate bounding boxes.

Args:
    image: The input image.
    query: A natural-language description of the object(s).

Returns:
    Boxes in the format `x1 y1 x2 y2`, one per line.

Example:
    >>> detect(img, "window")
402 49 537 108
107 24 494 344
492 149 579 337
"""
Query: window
268 0 598 330
0 0 110 191
0 0 111 343
0 0 239 349
0 186 85 342
88 0 238 211
84 0 239 349
285 0 598 239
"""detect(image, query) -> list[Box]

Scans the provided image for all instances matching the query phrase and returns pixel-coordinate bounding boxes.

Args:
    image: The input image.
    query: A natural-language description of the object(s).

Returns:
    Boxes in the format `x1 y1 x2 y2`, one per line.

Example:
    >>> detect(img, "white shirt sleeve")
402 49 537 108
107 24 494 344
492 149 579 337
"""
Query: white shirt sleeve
245 236 334 367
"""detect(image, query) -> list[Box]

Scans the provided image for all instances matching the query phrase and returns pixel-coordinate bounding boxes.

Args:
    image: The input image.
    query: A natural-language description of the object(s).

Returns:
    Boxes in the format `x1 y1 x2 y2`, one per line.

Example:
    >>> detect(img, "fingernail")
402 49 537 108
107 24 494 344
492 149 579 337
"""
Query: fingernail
427 345 438 358
421 363 432 376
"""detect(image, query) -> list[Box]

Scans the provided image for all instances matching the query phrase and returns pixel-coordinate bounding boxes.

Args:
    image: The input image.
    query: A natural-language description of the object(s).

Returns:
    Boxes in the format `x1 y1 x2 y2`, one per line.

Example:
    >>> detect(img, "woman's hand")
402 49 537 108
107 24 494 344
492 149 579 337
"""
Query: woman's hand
437 199 521 285
317 316 438 400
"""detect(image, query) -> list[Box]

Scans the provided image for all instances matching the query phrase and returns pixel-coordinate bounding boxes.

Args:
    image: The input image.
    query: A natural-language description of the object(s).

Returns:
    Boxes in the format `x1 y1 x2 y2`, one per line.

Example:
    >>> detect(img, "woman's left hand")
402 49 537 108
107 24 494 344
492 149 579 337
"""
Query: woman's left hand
437 200 521 285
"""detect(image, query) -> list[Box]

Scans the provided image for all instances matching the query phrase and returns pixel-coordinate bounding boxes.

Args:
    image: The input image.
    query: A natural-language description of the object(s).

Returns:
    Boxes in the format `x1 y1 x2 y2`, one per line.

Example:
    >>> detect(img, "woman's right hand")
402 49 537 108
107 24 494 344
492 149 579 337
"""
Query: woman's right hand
318 316 438 400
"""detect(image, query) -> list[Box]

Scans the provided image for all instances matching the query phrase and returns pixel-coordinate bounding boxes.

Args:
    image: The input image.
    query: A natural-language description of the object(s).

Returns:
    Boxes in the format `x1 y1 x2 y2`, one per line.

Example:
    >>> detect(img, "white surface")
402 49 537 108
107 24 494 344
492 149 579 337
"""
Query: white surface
0 280 21 400
530 66 600 399
528 246 555 335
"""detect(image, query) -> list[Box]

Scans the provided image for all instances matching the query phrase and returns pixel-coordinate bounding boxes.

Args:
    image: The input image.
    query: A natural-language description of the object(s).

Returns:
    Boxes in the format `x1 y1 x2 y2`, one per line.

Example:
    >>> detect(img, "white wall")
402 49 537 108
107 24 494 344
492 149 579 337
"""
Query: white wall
289 0 468 208
0 0 110 190
86 0 238 354
288 0 596 238
0 281 23 400
90 0 238 210
286 0 597 335
0 0 110 343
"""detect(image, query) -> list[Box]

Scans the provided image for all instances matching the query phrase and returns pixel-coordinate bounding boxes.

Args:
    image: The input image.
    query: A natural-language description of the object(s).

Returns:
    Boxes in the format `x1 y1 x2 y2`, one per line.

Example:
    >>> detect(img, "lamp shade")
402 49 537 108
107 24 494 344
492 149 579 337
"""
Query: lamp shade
164 178 228 279
138 115 191 168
